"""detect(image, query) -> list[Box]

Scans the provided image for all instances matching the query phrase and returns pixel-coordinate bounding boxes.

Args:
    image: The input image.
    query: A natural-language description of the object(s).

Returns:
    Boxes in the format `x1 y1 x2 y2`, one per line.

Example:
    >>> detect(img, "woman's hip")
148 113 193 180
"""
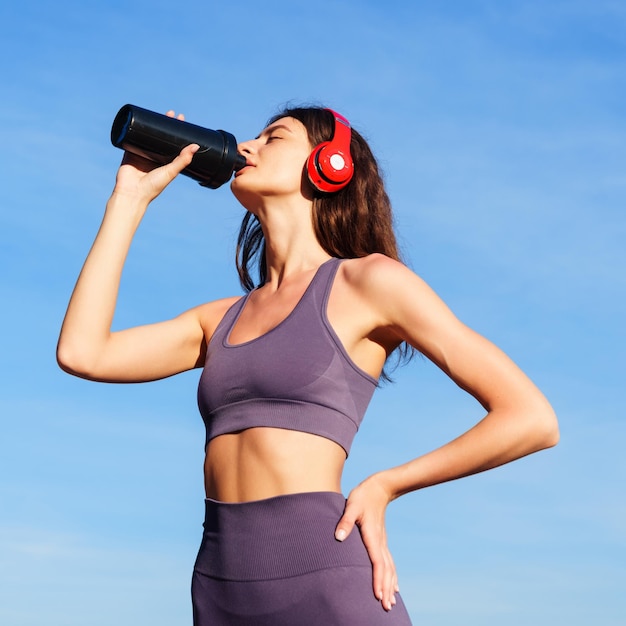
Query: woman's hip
191 490 413 625
192 490 369 580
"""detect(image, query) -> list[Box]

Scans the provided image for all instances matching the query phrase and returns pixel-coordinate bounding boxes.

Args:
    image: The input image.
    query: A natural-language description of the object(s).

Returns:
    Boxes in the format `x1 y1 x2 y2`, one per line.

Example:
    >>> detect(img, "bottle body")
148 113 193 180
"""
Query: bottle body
111 104 245 189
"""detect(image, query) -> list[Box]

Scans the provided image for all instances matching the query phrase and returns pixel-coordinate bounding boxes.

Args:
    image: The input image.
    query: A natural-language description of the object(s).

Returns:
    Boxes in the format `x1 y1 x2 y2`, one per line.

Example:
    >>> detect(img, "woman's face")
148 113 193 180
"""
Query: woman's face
230 116 313 207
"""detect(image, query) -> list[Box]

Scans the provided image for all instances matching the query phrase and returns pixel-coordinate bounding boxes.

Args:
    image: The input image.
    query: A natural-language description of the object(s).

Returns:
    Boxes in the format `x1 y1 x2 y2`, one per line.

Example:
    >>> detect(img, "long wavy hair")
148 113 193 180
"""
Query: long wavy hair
235 105 412 377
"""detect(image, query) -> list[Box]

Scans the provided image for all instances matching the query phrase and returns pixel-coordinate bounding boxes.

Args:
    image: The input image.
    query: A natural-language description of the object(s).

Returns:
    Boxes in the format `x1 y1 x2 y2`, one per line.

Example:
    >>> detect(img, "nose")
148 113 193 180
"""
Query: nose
237 138 257 157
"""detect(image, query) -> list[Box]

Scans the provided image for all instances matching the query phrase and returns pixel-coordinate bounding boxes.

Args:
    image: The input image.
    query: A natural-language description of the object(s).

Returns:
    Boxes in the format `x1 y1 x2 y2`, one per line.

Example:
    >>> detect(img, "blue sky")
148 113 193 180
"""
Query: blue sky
1 1 624 624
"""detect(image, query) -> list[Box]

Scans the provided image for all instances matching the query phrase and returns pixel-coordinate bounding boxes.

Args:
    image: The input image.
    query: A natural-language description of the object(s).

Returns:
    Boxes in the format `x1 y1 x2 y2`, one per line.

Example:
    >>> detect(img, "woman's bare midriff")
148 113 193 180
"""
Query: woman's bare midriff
204 427 347 503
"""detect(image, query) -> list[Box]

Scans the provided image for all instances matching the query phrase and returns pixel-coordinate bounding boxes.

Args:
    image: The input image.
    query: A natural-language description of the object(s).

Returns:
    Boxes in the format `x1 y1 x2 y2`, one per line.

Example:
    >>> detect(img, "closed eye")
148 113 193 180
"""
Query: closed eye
256 123 294 142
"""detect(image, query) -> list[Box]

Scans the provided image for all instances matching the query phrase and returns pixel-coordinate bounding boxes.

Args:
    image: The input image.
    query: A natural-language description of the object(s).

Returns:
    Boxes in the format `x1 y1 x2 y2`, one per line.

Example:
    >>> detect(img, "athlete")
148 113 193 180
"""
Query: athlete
57 105 559 624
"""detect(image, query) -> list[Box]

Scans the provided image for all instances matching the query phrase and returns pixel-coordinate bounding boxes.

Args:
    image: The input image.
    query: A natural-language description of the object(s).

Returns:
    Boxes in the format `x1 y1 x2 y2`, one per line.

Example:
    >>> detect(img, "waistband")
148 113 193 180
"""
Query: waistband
193 491 371 581
204 399 358 455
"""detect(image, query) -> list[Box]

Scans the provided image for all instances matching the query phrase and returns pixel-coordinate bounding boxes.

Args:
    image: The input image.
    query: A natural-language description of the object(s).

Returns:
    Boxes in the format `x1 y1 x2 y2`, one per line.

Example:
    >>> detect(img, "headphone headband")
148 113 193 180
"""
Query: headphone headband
306 108 354 193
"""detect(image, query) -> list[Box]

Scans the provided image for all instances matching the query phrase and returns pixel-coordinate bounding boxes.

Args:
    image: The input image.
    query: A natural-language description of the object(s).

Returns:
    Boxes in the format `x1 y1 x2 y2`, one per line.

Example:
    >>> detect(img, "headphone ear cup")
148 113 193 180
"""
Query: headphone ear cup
306 141 354 194
305 109 354 194
306 142 331 193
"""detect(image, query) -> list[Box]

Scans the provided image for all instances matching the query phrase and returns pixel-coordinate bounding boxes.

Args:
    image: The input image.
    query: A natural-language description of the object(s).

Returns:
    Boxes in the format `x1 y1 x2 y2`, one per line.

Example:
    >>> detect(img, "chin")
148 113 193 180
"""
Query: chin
230 180 261 213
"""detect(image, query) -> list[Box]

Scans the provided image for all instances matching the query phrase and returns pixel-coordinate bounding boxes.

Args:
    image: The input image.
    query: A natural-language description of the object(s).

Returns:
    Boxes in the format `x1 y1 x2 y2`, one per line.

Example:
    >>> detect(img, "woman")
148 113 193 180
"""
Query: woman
57 105 559 624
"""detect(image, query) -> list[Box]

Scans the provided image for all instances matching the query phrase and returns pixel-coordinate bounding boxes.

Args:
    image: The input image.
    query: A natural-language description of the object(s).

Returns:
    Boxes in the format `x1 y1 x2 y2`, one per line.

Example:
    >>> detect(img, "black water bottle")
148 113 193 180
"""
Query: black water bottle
110 104 246 189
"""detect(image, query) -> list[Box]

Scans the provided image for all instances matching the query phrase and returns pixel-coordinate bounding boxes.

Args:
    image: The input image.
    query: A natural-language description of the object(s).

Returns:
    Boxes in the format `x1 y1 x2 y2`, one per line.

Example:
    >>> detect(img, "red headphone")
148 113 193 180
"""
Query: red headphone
306 109 354 193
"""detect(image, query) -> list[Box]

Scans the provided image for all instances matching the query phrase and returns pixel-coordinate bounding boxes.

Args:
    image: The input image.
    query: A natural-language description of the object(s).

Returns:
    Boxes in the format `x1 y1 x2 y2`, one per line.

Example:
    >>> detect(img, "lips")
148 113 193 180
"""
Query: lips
234 159 255 176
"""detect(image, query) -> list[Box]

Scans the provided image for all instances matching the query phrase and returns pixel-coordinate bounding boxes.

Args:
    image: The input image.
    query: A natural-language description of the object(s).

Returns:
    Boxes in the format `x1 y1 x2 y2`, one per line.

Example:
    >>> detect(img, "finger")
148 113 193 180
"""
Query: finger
359 523 397 610
382 548 398 610
335 505 358 542
142 144 199 197
359 523 385 603
334 516 355 542
370 546 388 606
381 526 399 609
378 527 397 609
160 144 199 179
178 143 199 159
164 110 185 122
374 548 397 611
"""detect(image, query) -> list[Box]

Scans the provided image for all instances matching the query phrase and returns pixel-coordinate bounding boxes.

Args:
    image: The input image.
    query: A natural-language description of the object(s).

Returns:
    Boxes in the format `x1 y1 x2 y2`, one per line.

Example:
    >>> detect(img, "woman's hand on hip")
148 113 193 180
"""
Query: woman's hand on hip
335 474 399 611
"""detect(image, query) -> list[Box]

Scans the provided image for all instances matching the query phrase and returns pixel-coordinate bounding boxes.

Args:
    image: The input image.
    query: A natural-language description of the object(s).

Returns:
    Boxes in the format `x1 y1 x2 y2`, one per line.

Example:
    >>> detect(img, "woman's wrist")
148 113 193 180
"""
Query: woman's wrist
365 470 400 504
105 190 150 225
370 461 425 503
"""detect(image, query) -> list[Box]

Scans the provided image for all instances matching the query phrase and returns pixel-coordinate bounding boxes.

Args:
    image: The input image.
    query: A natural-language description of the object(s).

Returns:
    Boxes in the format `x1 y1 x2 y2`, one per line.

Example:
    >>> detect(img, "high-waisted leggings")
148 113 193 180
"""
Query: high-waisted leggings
191 491 413 625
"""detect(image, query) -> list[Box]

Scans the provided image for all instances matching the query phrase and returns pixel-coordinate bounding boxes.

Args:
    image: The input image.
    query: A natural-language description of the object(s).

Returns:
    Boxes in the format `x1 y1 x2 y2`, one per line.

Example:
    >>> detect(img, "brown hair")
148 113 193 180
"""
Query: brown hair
235 105 413 376
236 106 400 289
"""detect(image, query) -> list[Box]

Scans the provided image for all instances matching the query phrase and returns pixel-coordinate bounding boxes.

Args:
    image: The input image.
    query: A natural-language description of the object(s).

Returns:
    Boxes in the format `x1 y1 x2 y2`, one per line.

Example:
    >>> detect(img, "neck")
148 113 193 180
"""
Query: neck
252 198 331 286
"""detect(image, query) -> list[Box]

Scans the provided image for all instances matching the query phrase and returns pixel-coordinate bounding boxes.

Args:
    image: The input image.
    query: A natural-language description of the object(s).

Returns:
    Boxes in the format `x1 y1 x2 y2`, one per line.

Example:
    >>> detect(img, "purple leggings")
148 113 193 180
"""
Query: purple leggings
191 491 412 625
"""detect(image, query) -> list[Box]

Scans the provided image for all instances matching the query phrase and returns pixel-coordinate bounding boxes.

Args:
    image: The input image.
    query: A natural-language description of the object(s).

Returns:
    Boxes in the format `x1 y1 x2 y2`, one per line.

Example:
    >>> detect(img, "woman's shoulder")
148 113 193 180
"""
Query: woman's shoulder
339 253 415 292
338 254 442 325
196 295 244 340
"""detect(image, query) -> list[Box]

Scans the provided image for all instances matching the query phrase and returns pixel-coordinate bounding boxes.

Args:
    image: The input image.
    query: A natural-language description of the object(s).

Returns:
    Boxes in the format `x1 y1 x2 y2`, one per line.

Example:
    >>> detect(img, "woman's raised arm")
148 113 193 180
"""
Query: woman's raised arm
56 141 215 383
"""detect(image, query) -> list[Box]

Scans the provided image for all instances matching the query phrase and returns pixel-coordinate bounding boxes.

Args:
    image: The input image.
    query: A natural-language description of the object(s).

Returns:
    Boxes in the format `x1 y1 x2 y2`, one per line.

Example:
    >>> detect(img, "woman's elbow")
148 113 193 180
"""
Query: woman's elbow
532 402 560 450
545 414 560 448
56 341 97 380
56 344 81 377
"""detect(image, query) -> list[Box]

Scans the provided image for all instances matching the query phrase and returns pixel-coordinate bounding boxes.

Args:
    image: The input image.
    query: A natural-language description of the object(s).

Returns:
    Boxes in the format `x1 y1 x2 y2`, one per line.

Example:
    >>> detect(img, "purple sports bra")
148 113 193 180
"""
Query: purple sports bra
197 258 378 456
